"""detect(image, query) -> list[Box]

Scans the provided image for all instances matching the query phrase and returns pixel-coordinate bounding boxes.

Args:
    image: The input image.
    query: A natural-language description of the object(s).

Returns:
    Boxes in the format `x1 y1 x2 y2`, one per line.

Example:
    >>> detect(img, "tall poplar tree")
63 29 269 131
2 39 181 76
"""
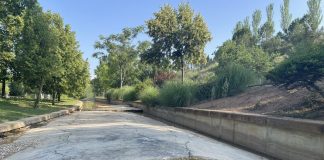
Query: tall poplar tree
307 0 323 32
260 4 275 41
252 10 262 39
280 0 292 33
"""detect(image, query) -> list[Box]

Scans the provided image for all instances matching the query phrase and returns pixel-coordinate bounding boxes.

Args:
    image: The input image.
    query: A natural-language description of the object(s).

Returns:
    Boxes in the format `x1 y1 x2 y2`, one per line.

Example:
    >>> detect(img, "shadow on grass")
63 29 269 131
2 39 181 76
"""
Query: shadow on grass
0 98 77 123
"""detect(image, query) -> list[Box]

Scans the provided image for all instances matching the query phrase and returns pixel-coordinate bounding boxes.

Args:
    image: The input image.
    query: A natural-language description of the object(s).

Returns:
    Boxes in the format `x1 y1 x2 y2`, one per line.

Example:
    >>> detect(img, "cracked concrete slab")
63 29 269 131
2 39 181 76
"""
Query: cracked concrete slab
1 105 268 160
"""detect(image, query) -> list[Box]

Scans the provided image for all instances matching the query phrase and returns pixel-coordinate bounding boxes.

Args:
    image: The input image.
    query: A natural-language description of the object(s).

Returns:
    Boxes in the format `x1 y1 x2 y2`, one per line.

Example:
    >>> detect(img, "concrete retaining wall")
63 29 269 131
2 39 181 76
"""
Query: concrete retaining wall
0 101 83 134
115 101 324 160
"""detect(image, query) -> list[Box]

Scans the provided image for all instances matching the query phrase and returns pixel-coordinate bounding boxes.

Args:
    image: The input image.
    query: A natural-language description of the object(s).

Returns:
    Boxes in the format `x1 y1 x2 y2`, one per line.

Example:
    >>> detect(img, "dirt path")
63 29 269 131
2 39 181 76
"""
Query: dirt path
0 104 268 160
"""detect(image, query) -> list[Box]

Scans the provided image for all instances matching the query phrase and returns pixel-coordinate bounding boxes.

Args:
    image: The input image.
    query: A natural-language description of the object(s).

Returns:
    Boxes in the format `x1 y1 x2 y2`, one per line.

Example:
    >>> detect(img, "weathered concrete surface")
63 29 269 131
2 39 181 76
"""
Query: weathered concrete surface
0 106 267 160
140 105 324 160
93 104 142 112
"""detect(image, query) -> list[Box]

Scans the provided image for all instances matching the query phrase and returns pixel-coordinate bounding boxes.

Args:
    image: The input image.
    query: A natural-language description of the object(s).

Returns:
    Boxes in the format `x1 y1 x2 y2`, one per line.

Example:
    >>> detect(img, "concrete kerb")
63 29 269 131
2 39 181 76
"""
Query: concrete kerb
0 101 83 135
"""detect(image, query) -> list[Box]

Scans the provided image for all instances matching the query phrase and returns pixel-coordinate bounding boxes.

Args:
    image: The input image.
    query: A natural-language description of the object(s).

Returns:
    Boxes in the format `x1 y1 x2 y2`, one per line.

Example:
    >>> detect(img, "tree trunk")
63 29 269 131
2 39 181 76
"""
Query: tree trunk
57 92 61 102
120 67 123 88
181 57 185 83
1 79 6 98
34 79 44 108
52 90 56 105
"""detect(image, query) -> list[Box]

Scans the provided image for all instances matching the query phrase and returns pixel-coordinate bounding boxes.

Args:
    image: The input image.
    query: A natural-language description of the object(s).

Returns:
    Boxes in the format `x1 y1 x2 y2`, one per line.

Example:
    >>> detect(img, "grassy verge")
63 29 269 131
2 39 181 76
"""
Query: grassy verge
0 98 78 123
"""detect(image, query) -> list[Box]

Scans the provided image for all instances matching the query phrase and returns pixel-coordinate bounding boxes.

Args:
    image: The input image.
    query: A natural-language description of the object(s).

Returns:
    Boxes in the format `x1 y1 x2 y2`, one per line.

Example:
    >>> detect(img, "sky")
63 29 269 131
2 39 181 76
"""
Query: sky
38 0 324 78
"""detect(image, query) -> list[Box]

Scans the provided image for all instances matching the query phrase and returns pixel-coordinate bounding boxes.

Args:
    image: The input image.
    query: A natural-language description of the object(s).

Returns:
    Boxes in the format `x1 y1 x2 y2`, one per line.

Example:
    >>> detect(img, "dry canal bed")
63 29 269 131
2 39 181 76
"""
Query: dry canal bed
0 104 268 160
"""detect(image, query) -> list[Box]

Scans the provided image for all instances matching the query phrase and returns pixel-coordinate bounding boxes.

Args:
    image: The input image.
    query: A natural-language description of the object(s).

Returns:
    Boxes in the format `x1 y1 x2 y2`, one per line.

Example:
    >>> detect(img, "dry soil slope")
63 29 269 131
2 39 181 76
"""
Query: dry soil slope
190 79 324 120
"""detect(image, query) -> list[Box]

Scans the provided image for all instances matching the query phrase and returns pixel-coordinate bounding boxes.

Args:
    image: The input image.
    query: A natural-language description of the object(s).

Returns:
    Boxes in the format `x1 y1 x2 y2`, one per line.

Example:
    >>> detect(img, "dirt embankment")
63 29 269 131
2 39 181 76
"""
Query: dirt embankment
190 79 324 120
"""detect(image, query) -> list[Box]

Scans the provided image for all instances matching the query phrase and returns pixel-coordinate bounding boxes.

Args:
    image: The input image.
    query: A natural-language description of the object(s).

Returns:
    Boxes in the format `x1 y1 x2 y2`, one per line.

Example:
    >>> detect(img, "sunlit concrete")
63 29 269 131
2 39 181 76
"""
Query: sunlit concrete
2 105 268 160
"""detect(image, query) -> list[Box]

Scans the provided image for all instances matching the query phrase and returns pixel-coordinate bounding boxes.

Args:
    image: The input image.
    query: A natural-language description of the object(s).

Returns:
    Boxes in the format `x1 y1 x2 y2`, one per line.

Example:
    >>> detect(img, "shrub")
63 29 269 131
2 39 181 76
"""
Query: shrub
159 81 197 107
105 89 114 101
106 88 122 101
267 51 324 85
154 71 176 86
139 86 159 106
195 82 215 101
112 89 122 100
121 86 137 101
134 79 154 98
9 82 24 96
213 63 257 97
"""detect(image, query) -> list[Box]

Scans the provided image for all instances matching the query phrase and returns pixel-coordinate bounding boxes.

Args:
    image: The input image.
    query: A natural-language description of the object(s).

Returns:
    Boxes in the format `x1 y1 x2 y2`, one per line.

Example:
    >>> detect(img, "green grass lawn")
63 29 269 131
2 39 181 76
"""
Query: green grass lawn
0 98 79 123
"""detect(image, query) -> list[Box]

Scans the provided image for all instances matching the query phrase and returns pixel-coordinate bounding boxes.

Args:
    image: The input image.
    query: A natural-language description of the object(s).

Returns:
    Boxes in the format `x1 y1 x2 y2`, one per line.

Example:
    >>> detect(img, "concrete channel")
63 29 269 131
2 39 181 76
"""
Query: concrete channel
0 101 269 160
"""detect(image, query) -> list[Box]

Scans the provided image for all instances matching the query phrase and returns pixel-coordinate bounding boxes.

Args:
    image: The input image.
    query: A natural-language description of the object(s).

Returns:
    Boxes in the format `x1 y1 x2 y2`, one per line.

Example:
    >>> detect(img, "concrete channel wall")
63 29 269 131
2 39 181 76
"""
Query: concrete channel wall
112 101 324 160
0 101 83 135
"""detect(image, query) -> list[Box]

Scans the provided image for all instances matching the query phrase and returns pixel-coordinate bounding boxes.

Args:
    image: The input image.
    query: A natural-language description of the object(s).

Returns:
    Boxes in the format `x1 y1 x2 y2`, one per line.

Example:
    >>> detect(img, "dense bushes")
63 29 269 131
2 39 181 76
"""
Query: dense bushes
268 51 324 85
9 82 25 96
121 86 137 101
106 64 258 107
158 81 197 107
213 63 257 97
106 86 137 101
195 82 215 101
139 86 159 106
134 79 154 98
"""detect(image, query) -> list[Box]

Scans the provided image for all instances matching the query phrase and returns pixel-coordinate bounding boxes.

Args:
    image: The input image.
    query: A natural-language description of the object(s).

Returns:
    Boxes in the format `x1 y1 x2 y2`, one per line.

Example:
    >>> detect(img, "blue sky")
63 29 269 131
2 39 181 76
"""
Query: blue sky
38 0 323 78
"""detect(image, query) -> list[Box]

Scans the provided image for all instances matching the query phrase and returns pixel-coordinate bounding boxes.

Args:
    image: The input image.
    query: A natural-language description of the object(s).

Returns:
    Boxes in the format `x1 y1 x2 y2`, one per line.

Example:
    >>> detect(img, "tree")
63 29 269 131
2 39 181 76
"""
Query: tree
17 6 62 108
307 0 323 32
260 4 275 41
280 0 292 33
93 27 143 88
94 60 110 94
0 0 35 98
252 10 262 40
146 3 212 82
232 18 253 46
215 40 271 74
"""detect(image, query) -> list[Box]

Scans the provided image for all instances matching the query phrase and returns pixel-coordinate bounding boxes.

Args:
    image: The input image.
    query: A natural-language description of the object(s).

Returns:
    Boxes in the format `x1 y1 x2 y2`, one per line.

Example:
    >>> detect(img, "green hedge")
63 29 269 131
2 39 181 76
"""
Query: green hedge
139 86 159 106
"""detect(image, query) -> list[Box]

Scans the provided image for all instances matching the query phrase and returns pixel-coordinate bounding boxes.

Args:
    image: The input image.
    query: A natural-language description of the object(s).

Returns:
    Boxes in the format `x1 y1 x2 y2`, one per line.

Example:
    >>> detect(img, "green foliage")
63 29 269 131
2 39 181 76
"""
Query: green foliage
134 79 154 97
0 83 10 96
280 0 292 33
260 3 275 41
93 27 144 88
146 3 212 82
213 63 258 97
110 89 123 101
267 49 324 85
252 10 262 39
215 40 272 74
139 86 159 106
106 86 137 101
159 81 197 107
9 82 25 96
121 86 137 101
307 0 323 31
195 82 215 101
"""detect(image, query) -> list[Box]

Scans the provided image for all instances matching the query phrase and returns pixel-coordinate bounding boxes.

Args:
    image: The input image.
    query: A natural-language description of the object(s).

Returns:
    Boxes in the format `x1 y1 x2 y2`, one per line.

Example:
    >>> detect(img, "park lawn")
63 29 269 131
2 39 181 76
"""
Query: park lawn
0 98 79 123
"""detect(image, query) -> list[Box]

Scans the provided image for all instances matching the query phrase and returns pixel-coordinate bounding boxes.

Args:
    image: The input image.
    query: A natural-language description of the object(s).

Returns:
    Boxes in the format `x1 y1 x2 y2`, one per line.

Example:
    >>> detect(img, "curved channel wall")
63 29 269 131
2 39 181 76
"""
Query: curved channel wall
112 100 324 160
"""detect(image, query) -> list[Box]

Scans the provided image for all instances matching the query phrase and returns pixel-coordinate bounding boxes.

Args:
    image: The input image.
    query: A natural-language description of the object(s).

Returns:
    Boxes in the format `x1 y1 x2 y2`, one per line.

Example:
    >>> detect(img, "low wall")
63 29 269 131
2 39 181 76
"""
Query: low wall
0 101 83 135
114 101 324 160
